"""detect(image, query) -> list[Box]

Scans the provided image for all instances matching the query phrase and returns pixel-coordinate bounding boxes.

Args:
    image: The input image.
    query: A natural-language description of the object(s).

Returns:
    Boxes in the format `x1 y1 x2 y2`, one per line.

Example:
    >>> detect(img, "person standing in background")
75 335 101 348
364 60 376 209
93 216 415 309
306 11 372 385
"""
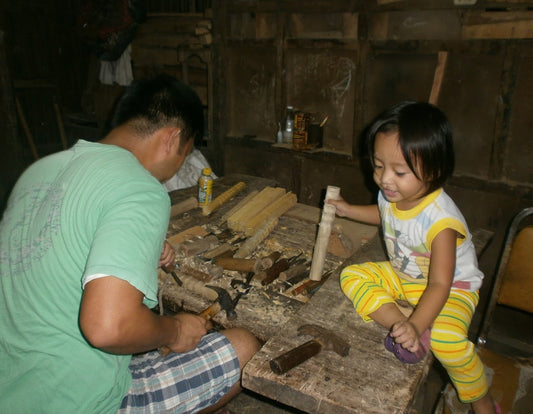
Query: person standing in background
0 73 259 414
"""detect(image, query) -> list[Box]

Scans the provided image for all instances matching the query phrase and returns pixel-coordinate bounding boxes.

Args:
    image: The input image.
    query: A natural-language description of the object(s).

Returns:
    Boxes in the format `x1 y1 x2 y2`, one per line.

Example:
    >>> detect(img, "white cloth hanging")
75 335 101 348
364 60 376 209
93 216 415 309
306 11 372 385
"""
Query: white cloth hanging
99 45 133 86
163 148 217 192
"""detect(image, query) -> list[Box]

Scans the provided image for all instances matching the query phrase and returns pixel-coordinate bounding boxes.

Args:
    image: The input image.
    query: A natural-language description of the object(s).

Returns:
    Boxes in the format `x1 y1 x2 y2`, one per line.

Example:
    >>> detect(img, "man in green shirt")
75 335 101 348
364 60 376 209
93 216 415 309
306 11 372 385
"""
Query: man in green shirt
0 74 259 413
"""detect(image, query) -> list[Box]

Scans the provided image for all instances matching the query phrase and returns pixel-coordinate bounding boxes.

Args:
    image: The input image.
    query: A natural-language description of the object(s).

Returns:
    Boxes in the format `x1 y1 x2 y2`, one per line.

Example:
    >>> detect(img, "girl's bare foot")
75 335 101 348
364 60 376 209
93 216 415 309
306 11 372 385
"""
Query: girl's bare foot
471 393 499 414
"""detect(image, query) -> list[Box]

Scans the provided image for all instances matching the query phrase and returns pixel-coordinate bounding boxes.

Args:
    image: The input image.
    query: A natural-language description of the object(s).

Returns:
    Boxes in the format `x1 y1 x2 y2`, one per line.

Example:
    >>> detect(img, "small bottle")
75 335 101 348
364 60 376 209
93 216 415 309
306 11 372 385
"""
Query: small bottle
282 106 295 144
276 122 283 143
198 167 213 206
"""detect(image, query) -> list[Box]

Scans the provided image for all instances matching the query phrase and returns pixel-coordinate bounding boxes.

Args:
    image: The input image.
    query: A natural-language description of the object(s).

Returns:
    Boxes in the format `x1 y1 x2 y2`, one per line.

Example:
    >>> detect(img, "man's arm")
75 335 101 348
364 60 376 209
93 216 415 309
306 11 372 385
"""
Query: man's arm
79 276 209 355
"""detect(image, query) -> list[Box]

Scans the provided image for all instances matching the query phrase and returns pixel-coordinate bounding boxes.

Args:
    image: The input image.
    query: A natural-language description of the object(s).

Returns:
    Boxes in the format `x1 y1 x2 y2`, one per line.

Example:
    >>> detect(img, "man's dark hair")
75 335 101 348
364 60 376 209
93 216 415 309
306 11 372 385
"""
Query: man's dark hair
366 101 455 194
110 74 204 147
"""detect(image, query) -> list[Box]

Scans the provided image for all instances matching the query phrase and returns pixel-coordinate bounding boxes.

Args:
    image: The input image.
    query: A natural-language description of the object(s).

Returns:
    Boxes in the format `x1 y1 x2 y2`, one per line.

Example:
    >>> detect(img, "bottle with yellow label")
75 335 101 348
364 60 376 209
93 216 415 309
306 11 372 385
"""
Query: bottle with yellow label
198 167 213 206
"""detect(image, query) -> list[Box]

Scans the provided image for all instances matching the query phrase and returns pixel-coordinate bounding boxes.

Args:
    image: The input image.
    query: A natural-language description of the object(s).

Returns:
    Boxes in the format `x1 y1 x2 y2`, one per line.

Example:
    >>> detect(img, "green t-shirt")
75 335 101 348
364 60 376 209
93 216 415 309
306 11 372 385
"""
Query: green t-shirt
0 140 170 413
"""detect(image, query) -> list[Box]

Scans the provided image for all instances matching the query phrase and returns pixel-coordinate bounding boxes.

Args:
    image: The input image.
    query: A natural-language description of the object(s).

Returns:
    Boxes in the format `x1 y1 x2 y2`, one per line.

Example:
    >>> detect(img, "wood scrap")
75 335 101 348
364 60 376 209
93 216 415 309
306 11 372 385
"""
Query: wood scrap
227 186 285 232
309 186 340 281
259 251 282 270
177 264 214 283
201 243 234 260
202 181 246 216
327 225 354 258
159 269 218 301
278 260 308 282
176 234 219 256
243 191 297 236
234 217 278 258
170 196 198 218
167 225 207 248
215 256 265 273
219 189 258 224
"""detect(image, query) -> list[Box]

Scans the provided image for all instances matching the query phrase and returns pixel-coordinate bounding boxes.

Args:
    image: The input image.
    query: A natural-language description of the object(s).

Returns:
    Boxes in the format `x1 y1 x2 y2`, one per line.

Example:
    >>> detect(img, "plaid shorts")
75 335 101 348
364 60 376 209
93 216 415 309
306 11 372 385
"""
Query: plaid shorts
118 332 240 414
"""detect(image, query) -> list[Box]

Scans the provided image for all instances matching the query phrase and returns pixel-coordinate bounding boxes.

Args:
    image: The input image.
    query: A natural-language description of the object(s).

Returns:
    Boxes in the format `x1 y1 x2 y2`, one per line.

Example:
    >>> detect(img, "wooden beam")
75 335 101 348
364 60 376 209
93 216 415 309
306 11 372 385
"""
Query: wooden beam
429 51 449 105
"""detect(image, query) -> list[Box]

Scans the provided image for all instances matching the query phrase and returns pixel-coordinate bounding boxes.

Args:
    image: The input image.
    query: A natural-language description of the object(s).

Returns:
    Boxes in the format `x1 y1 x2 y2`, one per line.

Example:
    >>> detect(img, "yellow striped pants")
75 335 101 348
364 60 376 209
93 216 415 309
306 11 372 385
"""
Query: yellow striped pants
340 261 488 403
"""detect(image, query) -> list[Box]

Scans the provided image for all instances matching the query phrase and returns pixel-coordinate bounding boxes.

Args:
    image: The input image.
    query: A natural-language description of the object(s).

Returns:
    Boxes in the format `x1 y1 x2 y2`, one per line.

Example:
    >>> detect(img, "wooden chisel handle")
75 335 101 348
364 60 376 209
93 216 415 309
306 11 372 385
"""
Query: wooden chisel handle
159 302 221 357
270 340 322 374
215 257 259 272
260 258 290 285
260 251 282 269
197 301 222 320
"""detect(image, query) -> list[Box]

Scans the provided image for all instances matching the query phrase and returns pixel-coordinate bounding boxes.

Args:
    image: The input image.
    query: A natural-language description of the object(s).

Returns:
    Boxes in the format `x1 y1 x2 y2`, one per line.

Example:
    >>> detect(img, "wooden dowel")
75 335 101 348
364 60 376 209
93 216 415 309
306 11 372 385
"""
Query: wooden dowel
170 197 198 218
309 186 340 281
202 181 246 216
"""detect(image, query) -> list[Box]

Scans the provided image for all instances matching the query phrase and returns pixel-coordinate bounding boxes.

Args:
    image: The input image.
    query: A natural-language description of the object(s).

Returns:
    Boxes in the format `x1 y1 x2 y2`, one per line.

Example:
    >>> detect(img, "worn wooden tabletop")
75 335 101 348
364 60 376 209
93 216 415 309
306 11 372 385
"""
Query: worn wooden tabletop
160 174 492 414
241 228 494 413
241 234 433 414
159 174 376 341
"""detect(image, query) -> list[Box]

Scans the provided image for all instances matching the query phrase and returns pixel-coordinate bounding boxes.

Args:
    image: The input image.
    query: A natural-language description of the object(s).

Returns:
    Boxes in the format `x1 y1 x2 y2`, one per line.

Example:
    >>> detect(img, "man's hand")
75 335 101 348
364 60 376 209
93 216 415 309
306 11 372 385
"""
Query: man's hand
159 241 176 270
80 276 205 355
166 313 212 353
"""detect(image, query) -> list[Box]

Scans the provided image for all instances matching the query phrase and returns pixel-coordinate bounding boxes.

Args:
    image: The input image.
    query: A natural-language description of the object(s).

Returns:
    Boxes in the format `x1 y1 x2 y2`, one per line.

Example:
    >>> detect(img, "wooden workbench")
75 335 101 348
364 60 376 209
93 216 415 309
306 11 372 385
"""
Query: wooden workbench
161 174 492 413
241 229 494 414
158 174 377 341
241 234 430 414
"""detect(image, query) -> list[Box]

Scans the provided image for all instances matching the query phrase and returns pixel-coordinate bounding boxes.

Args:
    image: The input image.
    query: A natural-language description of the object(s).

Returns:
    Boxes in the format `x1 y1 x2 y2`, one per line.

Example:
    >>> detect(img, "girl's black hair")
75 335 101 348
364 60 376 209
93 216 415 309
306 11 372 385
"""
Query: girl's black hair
109 74 204 147
366 101 455 194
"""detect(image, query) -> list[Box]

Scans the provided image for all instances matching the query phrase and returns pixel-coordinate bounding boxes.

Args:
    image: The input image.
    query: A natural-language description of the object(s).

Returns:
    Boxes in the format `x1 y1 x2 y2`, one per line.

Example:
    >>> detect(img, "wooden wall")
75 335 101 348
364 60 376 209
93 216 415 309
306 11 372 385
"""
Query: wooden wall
211 1 533 327
0 0 91 211
1 0 533 330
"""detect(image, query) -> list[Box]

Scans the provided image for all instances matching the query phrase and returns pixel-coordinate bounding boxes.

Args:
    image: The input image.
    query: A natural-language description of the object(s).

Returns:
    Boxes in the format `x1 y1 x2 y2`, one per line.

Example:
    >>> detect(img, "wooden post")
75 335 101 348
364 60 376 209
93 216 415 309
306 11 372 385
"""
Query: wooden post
309 186 340 281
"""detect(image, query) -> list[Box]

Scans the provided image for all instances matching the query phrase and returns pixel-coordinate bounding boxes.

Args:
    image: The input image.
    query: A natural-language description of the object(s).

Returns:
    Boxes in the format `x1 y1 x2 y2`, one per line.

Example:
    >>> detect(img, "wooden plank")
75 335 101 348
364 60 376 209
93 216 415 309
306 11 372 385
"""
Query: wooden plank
368 10 461 40
462 11 533 39
429 51 449 105
131 47 180 66
288 13 358 40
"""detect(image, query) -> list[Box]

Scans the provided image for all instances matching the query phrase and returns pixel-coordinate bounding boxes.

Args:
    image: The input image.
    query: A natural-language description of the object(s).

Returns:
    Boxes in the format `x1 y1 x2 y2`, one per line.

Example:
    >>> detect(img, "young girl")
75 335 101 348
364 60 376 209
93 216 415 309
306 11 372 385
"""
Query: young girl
328 101 498 414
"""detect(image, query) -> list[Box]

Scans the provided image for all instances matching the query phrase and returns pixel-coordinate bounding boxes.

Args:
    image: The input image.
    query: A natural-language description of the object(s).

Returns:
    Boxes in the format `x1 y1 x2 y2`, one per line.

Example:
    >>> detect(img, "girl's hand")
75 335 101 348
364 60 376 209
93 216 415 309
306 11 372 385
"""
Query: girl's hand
390 320 422 352
325 197 350 217
159 241 176 271
324 200 381 225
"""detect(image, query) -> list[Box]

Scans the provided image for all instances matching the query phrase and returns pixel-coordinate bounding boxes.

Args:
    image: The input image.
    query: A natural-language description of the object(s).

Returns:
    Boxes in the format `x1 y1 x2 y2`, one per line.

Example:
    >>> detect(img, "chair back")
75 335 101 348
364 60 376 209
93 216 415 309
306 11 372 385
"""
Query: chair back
477 207 533 347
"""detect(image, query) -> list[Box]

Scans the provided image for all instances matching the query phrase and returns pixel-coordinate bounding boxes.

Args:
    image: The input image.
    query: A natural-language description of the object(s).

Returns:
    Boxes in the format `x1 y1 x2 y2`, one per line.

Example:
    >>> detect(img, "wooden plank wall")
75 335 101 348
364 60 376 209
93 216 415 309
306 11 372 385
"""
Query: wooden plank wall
215 1 533 206
213 1 533 328
1 0 532 327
